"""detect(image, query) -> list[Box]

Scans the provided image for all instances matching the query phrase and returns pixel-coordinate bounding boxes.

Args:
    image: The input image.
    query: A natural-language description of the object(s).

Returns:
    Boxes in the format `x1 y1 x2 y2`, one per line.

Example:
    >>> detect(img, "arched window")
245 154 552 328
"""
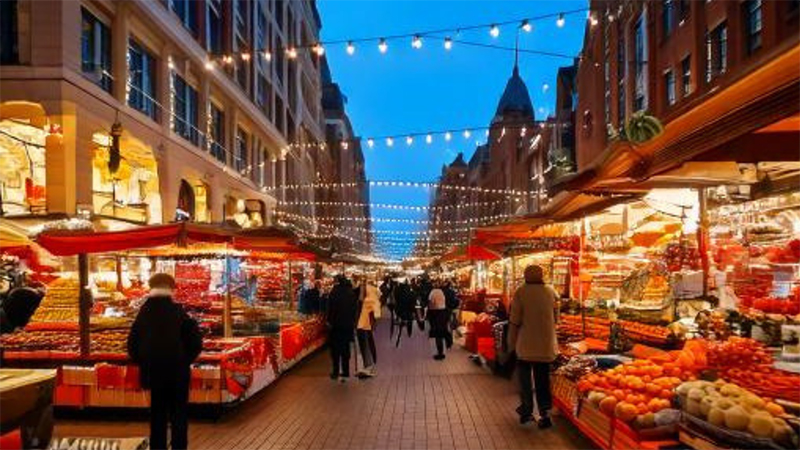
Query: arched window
176 179 195 221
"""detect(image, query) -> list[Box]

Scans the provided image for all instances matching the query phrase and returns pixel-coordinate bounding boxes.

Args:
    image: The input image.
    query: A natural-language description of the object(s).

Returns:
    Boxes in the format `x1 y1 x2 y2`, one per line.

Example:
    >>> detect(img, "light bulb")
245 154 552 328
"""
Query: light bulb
445 132 452 141
444 37 453 50
556 14 565 28
426 134 433 144
590 15 599 27
367 138 374 148
346 41 356 55
241 52 251 61
313 43 325 56
341 140 349 150
543 83 550 92
204 61 214 71
406 136 413 145
412 35 422 49
463 129 471 138
521 20 532 32
286 47 298 59
490 24 500 38
263 51 272 62
386 137 394 146
378 38 388 54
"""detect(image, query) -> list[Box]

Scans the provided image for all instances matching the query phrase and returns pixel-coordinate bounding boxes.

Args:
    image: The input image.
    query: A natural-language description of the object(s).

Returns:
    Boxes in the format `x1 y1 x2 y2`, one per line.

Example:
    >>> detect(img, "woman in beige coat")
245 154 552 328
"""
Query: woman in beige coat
507 265 559 428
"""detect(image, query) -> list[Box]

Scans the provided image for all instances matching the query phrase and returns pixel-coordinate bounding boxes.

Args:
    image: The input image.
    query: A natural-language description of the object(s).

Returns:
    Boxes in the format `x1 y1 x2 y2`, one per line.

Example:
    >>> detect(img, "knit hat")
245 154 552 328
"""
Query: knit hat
148 273 176 290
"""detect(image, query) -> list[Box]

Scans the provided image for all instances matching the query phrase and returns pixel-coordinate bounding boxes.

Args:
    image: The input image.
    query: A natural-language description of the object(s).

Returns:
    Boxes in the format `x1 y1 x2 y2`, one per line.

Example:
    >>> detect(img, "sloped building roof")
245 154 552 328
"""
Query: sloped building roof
495 65 534 118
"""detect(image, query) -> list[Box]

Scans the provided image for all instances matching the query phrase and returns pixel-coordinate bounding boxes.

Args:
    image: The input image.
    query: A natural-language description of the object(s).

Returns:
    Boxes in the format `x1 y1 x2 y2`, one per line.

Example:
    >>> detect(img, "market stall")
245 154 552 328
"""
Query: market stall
0 222 327 409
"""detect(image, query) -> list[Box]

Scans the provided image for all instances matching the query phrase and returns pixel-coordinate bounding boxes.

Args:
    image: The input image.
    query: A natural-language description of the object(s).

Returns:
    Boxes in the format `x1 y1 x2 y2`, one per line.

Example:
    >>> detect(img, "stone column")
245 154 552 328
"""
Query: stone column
111 2 129 105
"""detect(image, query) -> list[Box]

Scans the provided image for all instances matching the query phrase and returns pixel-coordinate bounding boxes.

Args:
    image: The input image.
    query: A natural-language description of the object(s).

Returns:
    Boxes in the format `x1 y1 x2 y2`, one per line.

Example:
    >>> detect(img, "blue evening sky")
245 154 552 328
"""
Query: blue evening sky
317 0 587 259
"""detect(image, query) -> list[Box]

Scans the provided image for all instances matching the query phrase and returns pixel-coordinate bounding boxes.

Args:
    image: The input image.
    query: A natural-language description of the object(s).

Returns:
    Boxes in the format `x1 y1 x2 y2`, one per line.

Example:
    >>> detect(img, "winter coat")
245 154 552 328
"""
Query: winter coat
507 283 559 363
127 295 203 390
326 282 358 332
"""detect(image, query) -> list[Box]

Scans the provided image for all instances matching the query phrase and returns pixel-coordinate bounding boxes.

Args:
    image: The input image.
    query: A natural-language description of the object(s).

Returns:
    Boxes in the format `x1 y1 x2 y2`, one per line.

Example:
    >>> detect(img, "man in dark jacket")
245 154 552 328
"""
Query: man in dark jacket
128 273 202 450
326 275 358 382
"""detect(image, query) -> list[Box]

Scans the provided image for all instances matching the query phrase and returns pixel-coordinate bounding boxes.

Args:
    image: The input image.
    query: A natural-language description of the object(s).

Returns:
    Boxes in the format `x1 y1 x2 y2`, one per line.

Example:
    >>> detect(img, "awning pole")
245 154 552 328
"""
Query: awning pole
224 253 233 338
78 253 91 358
698 188 710 298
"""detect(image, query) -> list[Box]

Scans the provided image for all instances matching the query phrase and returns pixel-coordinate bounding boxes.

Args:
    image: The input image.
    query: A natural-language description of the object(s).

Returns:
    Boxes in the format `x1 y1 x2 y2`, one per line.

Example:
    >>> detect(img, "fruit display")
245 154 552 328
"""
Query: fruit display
663 241 700 272
0 329 80 352
705 337 800 402
558 314 674 347
676 379 796 447
29 278 80 323
249 263 287 303
554 355 598 381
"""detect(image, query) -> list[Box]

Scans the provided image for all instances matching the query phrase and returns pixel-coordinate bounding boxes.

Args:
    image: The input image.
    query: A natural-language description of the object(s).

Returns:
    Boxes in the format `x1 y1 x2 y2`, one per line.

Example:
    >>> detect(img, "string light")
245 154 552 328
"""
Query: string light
589 14 599 27
406 136 413 146
367 138 374 148
313 43 325 56
445 132 452 141
444 37 453 50
286 47 298 59
521 20 533 32
204 61 214 71
556 13 566 28
241 52 251 61
489 24 500 38
378 38 388 54
411 35 423 49
346 41 356 55
426 134 433 144
386 137 394 146
463 129 471 138
263 51 272 61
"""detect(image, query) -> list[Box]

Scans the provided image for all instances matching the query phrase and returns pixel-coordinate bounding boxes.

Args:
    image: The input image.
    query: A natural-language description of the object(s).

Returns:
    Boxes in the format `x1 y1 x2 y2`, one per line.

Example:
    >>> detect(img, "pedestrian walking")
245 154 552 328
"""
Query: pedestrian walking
394 281 415 346
507 265 560 429
326 275 358 382
127 273 203 450
356 281 381 378
426 284 452 360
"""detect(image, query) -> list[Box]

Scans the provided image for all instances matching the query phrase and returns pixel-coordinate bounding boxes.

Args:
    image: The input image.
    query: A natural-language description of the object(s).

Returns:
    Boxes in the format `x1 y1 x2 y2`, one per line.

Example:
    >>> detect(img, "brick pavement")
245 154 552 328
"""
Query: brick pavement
54 320 595 449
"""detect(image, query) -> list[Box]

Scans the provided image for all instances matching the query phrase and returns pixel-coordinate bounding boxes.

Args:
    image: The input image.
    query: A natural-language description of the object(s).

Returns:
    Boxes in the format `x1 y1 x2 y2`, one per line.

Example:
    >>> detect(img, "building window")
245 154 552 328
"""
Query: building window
743 0 762 55
235 128 249 173
172 74 199 145
127 40 157 121
206 0 223 54
662 0 675 37
81 8 112 93
170 0 197 35
209 103 226 163
678 0 690 23
681 56 692 97
0 0 18 64
706 22 727 82
634 14 648 112
664 70 676 106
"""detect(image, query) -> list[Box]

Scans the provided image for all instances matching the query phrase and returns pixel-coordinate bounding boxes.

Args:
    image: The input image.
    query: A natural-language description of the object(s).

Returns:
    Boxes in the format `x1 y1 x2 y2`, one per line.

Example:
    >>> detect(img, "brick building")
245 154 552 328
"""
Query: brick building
565 0 799 181
0 0 336 231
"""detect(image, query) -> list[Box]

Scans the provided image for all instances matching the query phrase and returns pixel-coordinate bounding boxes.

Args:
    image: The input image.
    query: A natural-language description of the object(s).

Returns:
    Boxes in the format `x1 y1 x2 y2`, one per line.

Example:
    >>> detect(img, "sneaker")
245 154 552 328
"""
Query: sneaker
368 366 377 376
356 369 374 379
537 416 553 429
433 354 445 361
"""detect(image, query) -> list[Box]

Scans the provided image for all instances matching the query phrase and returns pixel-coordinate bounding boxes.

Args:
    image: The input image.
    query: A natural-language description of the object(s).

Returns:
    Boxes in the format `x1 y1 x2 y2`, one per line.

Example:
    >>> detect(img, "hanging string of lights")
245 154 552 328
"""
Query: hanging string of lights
269 180 529 197
276 211 511 226
276 199 514 211
201 8 590 67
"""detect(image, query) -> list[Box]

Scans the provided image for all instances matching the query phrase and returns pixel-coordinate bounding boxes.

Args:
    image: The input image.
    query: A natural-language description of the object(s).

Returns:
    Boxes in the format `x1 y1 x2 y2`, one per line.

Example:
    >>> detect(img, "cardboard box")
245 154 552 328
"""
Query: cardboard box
55 385 86 407
61 366 96 386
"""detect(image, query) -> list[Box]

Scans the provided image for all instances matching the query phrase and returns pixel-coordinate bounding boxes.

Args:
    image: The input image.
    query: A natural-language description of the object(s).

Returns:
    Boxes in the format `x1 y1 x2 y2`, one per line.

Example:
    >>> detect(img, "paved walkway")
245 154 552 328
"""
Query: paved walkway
55 320 594 449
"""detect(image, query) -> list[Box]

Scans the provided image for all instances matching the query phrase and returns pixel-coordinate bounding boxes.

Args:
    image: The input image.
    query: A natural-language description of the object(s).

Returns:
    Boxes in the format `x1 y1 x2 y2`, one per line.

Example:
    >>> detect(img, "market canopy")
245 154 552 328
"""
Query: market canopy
34 222 318 259
440 244 501 263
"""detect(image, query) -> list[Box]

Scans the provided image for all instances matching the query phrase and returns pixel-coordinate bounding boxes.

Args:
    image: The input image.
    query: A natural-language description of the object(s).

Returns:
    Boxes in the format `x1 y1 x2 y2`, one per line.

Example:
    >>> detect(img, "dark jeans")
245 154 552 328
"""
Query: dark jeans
434 333 453 356
149 382 189 450
517 360 552 418
357 329 377 368
329 328 352 377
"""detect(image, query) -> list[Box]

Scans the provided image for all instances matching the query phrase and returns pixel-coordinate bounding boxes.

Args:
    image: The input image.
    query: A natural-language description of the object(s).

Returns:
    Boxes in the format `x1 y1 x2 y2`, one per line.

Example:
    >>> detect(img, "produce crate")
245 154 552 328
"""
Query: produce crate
87 388 125 407
680 412 786 450
576 400 613 449
552 375 579 414
612 418 679 450
54 385 86 407
124 390 149 408
60 366 96 386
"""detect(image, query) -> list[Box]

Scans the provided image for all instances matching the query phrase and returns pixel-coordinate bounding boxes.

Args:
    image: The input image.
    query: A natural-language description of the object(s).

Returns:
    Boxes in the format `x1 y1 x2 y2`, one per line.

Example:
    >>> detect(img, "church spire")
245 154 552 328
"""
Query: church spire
513 33 519 76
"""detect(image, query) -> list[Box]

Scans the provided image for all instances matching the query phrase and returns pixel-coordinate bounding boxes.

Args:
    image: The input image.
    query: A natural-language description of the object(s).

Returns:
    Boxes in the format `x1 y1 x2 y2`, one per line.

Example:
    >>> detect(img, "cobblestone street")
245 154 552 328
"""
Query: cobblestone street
55 321 594 449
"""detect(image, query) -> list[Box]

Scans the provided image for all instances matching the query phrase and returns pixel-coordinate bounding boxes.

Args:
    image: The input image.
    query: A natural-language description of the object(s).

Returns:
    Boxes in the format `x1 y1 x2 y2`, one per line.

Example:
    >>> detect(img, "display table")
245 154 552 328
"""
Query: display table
0 369 57 449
